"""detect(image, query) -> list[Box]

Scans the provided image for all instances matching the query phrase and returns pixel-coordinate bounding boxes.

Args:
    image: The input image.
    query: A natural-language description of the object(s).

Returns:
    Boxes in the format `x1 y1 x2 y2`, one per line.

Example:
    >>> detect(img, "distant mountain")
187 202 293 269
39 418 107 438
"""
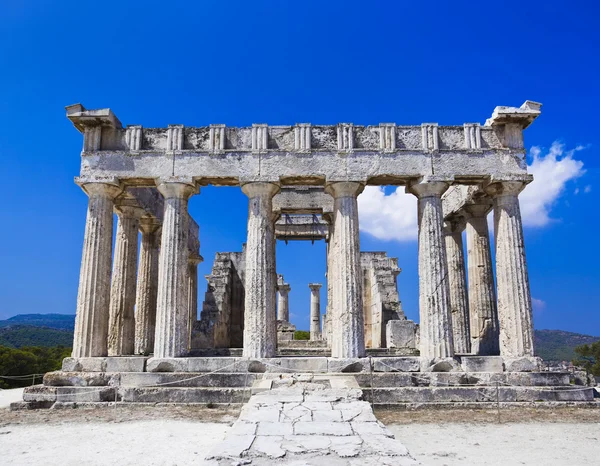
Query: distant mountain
534 329 599 363
0 325 73 348
0 314 75 330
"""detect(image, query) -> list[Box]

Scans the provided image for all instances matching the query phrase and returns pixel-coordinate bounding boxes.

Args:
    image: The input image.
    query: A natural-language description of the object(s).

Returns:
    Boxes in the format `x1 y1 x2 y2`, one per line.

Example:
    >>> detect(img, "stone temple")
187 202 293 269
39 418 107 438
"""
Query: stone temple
18 101 594 413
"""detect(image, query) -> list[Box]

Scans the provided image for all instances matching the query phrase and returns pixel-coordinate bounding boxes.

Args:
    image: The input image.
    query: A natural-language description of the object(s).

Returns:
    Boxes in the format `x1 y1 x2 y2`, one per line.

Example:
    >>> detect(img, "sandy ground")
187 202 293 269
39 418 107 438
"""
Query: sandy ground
1 396 599 466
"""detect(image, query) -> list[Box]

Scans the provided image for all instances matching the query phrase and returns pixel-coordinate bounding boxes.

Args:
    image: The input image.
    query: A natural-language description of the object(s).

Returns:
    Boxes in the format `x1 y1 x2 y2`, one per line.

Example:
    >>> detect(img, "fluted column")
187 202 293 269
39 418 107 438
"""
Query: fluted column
107 206 142 356
487 181 535 357
134 220 161 355
408 178 454 361
325 182 365 358
443 218 470 354
309 283 322 341
277 284 291 321
187 255 202 351
73 182 122 358
242 182 279 358
465 203 500 355
154 180 197 358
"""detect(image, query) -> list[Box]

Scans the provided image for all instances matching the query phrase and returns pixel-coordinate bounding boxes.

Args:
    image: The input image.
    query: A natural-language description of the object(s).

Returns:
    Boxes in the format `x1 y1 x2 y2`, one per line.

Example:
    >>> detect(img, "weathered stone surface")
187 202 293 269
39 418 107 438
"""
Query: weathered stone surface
407 177 454 360
422 357 462 373
465 203 500 356
326 182 366 358
154 181 196 358
73 182 122 358
62 357 107 372
372 357 421 373
146 357 189 372
328 358 371 373
488 181 535 358
105 357 147 373
386 320 417 350
242 182 279 358
461 356 504 373
134 219 160 355
443 218 471 354
504 356 542 372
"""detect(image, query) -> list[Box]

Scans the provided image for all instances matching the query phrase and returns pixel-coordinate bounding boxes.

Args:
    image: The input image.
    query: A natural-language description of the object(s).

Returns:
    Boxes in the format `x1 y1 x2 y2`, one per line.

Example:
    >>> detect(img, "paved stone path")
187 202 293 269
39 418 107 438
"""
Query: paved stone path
204 376 418 465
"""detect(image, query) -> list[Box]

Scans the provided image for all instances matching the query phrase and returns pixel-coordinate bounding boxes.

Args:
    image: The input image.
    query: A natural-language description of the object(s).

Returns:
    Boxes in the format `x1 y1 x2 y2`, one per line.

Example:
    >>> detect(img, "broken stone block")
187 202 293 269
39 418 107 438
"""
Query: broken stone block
386 320 417 349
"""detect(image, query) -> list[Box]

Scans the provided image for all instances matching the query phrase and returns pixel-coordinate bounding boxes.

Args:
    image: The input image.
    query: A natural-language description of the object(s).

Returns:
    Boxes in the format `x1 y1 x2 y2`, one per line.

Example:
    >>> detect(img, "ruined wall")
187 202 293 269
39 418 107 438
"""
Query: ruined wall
361 252 404 348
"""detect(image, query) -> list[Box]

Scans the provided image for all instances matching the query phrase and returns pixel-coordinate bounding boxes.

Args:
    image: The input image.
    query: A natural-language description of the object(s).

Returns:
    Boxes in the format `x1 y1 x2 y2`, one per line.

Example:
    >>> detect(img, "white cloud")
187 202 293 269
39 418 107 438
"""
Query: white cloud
532 297 546 314
358 186 417 241
520 142 586 227
358 141 587 241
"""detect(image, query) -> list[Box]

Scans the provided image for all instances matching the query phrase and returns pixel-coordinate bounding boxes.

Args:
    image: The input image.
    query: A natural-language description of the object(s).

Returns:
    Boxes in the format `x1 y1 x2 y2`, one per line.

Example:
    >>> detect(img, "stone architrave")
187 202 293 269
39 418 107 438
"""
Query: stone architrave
154 180 197 358
277 284 291 322
443 218 470 354
309 283 322 341
108 206 143 356
325 182 365 358
72 182 122 358
465 203 500 355
407 178 454 361
134 219 161 355
242 182 279 358
487 181 535 357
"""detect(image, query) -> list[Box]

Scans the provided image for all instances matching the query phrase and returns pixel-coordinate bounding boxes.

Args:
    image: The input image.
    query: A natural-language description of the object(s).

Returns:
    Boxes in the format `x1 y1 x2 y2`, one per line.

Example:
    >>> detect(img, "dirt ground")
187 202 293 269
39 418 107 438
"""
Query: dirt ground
2 390 600 466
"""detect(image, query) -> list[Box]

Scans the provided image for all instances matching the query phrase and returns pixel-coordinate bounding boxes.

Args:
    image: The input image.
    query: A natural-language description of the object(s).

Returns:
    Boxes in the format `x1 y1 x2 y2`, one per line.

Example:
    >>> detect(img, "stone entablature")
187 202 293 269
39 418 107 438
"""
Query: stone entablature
68 101 540 185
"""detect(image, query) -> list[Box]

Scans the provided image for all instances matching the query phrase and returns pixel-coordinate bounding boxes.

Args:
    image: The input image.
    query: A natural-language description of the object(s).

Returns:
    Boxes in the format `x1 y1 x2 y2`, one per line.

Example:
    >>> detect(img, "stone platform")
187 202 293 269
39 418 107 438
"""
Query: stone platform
13 356 596 410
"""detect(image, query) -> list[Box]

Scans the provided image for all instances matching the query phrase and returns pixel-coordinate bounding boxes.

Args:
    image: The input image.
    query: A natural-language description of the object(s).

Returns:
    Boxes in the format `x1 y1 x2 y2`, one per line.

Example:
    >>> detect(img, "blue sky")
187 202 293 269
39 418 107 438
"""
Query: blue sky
0 1 598 336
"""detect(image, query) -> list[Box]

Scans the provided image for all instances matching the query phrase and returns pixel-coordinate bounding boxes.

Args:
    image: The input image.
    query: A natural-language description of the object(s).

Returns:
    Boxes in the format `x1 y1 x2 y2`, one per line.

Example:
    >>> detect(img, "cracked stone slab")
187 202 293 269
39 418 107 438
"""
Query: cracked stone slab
294 421 353 436
252 435 287 458
257 421 294 436
204 434 255 460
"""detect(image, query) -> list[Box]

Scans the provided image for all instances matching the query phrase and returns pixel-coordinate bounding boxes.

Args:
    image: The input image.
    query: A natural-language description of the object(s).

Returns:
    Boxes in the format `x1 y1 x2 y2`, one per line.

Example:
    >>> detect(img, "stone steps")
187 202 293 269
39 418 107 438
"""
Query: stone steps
363 386 595 403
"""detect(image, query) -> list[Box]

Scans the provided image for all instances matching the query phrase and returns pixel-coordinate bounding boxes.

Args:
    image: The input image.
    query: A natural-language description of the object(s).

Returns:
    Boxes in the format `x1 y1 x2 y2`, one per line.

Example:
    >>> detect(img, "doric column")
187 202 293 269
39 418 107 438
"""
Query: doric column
154 180 197 358
72 182 122 358
187 255 202 351
277 284 291 321
487 181 535 357
107 206 143 356
465 203 500 355
407 178 454 361
443 217 470 354
134 219 161 355
241 182 279 358
309 283 322 341
325 182 365 358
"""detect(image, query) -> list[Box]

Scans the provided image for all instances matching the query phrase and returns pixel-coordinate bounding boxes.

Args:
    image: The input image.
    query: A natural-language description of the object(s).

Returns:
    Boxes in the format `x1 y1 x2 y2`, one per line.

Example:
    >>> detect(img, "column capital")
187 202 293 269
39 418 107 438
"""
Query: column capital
485 180 528 198
188 254 203 266
463 203 492 218
277 283 291 293
443 215 466 235
308 283 323 291
139 217 162 235
325 181 364 198
156 178 198 199
241 182 279 198
407 176 452 198
79 180 123 199
114 205 145 219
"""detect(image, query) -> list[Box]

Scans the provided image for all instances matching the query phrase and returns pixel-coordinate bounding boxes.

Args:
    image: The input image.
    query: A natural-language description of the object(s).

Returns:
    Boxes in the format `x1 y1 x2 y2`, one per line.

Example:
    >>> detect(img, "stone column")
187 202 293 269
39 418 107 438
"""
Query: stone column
107 206 142 356
309 283 322 341
187 255 201 351
487 181 535 357
277 284 291 321
72 182 122 358
325 182 365 358
443 218 470 354
242 182 279 358
154 180 197 358
408 178 454 361
465 204 500 355
134 220 161 356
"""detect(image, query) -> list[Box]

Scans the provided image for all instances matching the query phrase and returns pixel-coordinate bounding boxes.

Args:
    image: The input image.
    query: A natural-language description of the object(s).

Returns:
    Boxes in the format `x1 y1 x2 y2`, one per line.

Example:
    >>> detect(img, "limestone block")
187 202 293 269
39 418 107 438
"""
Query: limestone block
460 356 504 373
504 356 542 372
62 357 107 372
328 358 371 373
294 421 353 436
146 357 189 372
386 320 417 349
265 357 328 373
105 357 147 373
421 357 462 373
43 371 117 387
372 357 421 373
187 357 246 372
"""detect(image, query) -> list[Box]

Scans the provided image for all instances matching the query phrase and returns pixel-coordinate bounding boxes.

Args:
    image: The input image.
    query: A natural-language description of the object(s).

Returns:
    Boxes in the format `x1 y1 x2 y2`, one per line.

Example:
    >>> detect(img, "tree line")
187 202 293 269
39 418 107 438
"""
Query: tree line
0 345 71 388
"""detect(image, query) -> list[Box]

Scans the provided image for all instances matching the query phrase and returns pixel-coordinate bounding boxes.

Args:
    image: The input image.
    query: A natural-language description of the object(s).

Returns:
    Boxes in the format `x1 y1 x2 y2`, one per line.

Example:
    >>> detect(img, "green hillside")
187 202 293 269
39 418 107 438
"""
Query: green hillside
0 325 73 349
0 314 75 330
534 329 599 362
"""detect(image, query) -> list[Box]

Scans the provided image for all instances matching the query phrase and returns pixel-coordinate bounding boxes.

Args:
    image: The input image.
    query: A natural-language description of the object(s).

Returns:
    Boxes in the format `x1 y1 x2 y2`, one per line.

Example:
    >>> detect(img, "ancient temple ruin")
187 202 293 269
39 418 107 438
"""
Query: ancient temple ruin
17 100 596 410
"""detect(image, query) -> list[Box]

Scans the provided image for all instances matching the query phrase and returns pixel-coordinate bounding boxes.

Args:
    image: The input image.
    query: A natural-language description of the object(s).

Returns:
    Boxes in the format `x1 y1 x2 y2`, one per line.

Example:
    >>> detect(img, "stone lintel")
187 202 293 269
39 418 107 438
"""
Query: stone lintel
485 100 542 129
66 104 122 132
